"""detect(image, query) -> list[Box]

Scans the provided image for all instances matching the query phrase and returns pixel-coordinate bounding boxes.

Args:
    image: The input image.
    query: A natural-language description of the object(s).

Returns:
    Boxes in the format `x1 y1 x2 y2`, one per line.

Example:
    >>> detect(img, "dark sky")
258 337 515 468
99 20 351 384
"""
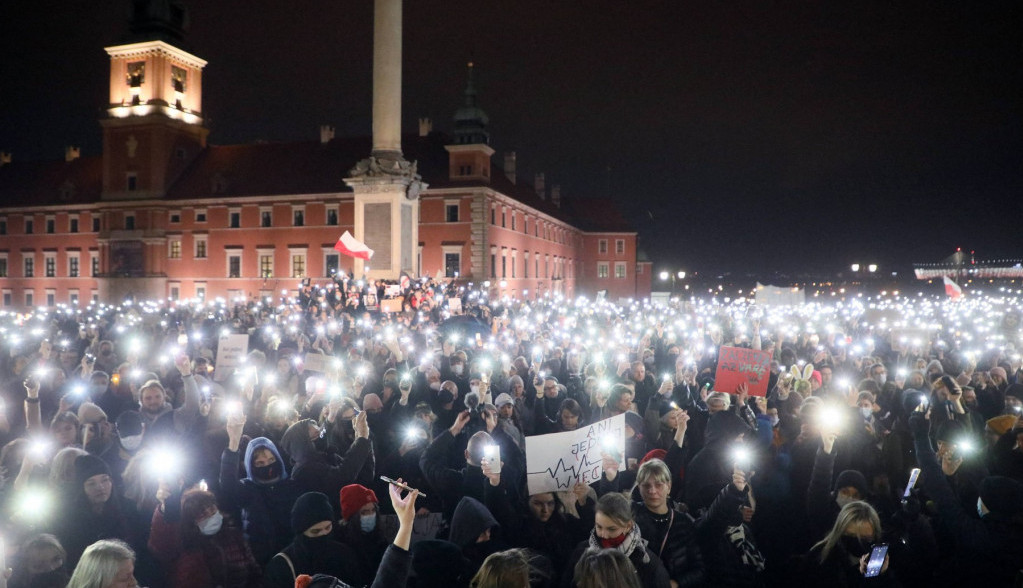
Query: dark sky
1 1 1021 277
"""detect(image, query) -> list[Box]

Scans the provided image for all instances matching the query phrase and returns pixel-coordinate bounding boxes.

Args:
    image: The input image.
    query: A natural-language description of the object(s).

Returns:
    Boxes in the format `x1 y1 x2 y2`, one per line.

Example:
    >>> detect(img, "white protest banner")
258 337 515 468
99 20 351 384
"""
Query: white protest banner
526 414 625 495
302 352 329 374
448 297 462 314
213 334 249 382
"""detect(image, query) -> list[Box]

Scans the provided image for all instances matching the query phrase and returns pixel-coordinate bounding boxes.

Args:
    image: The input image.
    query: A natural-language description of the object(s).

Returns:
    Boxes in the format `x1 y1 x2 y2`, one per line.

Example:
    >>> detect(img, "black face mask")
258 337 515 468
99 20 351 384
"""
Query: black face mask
840 535 870 558
251 461 282 482
27 569 69 588
313 437 330 452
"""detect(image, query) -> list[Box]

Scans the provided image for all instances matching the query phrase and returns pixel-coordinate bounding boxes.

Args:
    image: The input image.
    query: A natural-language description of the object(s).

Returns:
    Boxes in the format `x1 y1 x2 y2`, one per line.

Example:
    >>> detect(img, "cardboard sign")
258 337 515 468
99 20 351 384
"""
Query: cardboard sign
713 345 771 397
302 352 329 374
213 334 249 382
384 284 402 298
380 299 404 313
526 414 625 494
447 298 462 314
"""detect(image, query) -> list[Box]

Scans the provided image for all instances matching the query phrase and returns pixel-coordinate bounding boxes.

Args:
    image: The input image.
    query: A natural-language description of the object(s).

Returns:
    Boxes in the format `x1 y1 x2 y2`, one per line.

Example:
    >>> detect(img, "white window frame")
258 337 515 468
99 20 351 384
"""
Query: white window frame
194 282 207 300
229 207 242 228
292 205 306 227
441 244 462 278
322 247 341 277
289 247 308 278
45 215 56 234
0 253 7 278
194 235 208 259
226 251 242 278
69 289 80 306
598 239 608 254
169 238 182 259
25 290 34 307
597 262 610 279
43 252 57 277
325 205 339 226
45 289 56 307
194 208 207 223
257 248 274 278
67 252 80 277
169 210 181 224
445 199 460 223
259 206 273 227
2 289 11 307
90 251 99 277
615 261 627 279
616 239 625 254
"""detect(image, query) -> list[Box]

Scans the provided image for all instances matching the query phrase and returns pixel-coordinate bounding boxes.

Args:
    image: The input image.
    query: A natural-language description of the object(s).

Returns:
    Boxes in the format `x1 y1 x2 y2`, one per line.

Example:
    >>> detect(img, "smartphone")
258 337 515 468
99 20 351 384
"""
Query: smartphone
903 468 920 500
864 543 888 578
484 445 501 474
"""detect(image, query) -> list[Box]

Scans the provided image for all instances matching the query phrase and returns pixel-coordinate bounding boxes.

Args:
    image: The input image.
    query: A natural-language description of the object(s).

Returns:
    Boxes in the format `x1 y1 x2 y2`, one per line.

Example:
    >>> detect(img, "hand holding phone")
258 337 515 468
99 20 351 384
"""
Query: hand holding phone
863 543 888 577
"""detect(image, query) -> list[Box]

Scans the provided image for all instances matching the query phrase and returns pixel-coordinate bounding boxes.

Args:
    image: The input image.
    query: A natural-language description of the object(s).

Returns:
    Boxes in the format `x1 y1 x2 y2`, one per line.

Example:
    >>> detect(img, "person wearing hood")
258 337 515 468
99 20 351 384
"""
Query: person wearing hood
278 413 373 516
685 410 753 514
448 496 505 579
806 422 873 544
262 491 363 588
562 492 670 588
99 409 145 488
910 408 1023 585
494 392 525 451
220 413 304 565
337 483 397 581
695 467 766 587
7 533 70 588
139 354 200 444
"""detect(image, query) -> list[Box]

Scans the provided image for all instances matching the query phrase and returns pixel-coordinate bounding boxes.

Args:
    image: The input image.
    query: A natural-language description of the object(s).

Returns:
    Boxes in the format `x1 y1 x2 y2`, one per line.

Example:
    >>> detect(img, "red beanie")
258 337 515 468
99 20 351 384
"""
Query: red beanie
811 371 822 387
640 449 667 465
340 484 378 521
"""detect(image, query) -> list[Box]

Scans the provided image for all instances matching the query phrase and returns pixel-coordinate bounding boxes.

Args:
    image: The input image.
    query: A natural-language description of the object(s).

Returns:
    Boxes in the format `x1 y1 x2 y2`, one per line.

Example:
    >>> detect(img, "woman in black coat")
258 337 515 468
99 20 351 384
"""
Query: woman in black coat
632 459 705 587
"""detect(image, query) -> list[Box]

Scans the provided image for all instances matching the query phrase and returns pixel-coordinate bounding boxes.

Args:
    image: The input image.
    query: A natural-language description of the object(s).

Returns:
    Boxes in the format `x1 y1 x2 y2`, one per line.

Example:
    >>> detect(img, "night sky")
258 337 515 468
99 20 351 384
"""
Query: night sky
1 1 1021 278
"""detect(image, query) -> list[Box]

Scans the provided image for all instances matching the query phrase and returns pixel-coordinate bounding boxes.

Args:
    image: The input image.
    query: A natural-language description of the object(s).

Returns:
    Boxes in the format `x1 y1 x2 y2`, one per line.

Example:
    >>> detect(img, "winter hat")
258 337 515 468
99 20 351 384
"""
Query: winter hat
115 410 144 438
339 484 378 521
987 415 1018 437
361 394 383 412
494 393 514 408
704 410 751 444
810 371 822 388
74 454 112 488
412 540 467 585
623 411 645 437
833 469 869 498
641 449 667 465
1004 384 1023 401
77 402 107 425
979 476 1023 516
291 492 335 534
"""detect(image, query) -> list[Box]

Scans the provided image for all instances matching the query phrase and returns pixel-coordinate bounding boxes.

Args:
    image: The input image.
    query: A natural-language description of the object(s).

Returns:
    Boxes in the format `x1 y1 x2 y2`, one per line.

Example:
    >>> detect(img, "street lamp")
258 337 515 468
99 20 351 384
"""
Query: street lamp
660 269 686 294
850 264 860 272
659 271 669 281
868 264 877 273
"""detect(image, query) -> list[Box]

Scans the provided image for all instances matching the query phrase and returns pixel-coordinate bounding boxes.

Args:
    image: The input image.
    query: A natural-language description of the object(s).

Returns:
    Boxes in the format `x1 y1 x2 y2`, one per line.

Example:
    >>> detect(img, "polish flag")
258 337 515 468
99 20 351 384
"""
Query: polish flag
334 231 374 260
943 276 963 299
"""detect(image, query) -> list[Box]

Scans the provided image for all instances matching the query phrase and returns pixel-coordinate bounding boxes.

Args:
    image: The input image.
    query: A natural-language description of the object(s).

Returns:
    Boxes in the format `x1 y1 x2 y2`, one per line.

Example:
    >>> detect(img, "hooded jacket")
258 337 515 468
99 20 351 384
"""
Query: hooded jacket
219 436 304 565
448 496 504 579
279 420 374 516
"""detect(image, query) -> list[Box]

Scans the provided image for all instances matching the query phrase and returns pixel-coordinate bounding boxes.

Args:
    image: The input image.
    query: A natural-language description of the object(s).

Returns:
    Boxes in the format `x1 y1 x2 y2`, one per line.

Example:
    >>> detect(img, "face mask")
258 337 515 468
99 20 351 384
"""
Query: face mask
360 512 377 533
836 494 855 508
452 364 464 376
120 435 143 452
600 532 629 549
199 511 224 536
840 535 870 558
313 437 329 452
643 357 655 367
470 384 480 395
429 381 441 391
977 497 986 518
859 407 873 419
769 416 780 428
875 374 887 386
251 462 281 482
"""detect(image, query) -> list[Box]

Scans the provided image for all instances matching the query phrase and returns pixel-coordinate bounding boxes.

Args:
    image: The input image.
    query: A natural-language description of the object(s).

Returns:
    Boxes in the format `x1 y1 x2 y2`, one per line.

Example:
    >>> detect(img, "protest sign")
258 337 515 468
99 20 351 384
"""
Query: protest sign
380 298 404 313
302 352 329 374
448 297 462 314
213 334 249 382
713 345 772 397
526 414 625 495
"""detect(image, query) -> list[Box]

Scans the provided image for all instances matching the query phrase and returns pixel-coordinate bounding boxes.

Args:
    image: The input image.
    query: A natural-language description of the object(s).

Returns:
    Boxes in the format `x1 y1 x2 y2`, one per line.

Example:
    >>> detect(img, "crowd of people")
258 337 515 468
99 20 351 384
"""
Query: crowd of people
1 278 1022 588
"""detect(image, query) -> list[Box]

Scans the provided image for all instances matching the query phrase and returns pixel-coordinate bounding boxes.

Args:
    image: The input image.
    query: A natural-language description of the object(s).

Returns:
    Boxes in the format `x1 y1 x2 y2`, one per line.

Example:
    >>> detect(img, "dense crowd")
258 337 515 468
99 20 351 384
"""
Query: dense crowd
1 278 1022 588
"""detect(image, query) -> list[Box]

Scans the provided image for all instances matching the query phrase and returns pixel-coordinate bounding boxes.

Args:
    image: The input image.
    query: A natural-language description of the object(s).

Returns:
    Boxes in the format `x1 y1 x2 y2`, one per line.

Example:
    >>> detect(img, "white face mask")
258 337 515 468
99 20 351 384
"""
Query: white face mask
859 407 873 419
452 364 464 376
470 384 480 395
977 497 986 518
429 381 441 391
769 416 780 428
875 373 887 386
199 511 223 536
120 434 143 452
360 512 377 533
836 494 855 508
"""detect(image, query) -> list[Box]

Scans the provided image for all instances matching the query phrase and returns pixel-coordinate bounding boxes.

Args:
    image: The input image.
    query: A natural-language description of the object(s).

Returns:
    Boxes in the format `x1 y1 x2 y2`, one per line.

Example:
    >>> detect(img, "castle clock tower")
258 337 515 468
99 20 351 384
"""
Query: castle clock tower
100 0 208 200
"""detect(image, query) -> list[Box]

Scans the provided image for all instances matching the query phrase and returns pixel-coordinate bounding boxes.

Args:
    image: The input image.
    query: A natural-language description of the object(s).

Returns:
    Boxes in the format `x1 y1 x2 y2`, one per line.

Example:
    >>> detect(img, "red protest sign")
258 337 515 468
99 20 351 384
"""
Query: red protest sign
713 346 772 397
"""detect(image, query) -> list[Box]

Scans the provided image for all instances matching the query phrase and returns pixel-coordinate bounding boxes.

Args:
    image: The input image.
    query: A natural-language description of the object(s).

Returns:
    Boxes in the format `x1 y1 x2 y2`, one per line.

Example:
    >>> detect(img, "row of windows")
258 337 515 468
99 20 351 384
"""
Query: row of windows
596 262 629 279
169 208 338 228
1 289 97 308
0 216 100 236
488 204 575 245
0 254 97 278
598 239 627 255
168 246 340 280
489 251 576 280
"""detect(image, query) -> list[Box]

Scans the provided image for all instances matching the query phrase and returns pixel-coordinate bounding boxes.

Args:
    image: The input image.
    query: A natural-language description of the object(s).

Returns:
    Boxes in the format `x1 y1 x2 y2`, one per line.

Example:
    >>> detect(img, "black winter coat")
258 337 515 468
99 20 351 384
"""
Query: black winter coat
633 502 706 587
694 484 765 588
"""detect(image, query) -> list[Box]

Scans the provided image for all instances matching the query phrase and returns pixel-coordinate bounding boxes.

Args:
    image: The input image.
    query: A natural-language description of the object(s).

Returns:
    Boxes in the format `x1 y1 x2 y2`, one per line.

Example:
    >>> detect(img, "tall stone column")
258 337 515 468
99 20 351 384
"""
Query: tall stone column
345 0 424 281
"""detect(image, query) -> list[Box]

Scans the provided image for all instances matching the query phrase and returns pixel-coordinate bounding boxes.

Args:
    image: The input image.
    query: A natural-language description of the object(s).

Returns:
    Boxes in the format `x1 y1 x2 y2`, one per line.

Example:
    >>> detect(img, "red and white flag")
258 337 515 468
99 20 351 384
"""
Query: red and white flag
333 231 374 260
943 276 963 299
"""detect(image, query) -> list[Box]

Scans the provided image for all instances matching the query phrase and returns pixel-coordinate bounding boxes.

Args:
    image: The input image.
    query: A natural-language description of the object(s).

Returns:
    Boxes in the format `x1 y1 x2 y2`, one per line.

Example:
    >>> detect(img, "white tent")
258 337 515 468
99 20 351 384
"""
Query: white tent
754 283 806 306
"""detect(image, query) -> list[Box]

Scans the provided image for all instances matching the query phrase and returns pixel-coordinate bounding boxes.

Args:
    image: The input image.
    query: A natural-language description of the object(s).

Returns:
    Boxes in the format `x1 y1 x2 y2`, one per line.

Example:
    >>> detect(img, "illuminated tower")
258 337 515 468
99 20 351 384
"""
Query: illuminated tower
100 0 208 200
345 0 424 280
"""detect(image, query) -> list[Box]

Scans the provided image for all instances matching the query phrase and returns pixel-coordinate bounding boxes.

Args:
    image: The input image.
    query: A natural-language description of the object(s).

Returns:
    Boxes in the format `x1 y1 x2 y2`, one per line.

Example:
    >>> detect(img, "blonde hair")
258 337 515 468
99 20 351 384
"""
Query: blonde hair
813 500 881 563
66 539 134 588
48 447 88 489
635 458 672 487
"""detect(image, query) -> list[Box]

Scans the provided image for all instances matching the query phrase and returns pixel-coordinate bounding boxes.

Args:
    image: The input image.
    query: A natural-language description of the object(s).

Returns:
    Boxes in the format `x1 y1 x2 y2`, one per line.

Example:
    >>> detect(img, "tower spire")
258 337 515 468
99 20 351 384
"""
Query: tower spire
453 62 489 145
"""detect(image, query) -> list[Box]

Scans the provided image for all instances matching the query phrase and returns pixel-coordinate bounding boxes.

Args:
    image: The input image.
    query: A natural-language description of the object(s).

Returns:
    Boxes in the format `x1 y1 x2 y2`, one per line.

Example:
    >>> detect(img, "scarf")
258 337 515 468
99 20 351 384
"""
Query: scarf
726 524 765 572
588 524 650 564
